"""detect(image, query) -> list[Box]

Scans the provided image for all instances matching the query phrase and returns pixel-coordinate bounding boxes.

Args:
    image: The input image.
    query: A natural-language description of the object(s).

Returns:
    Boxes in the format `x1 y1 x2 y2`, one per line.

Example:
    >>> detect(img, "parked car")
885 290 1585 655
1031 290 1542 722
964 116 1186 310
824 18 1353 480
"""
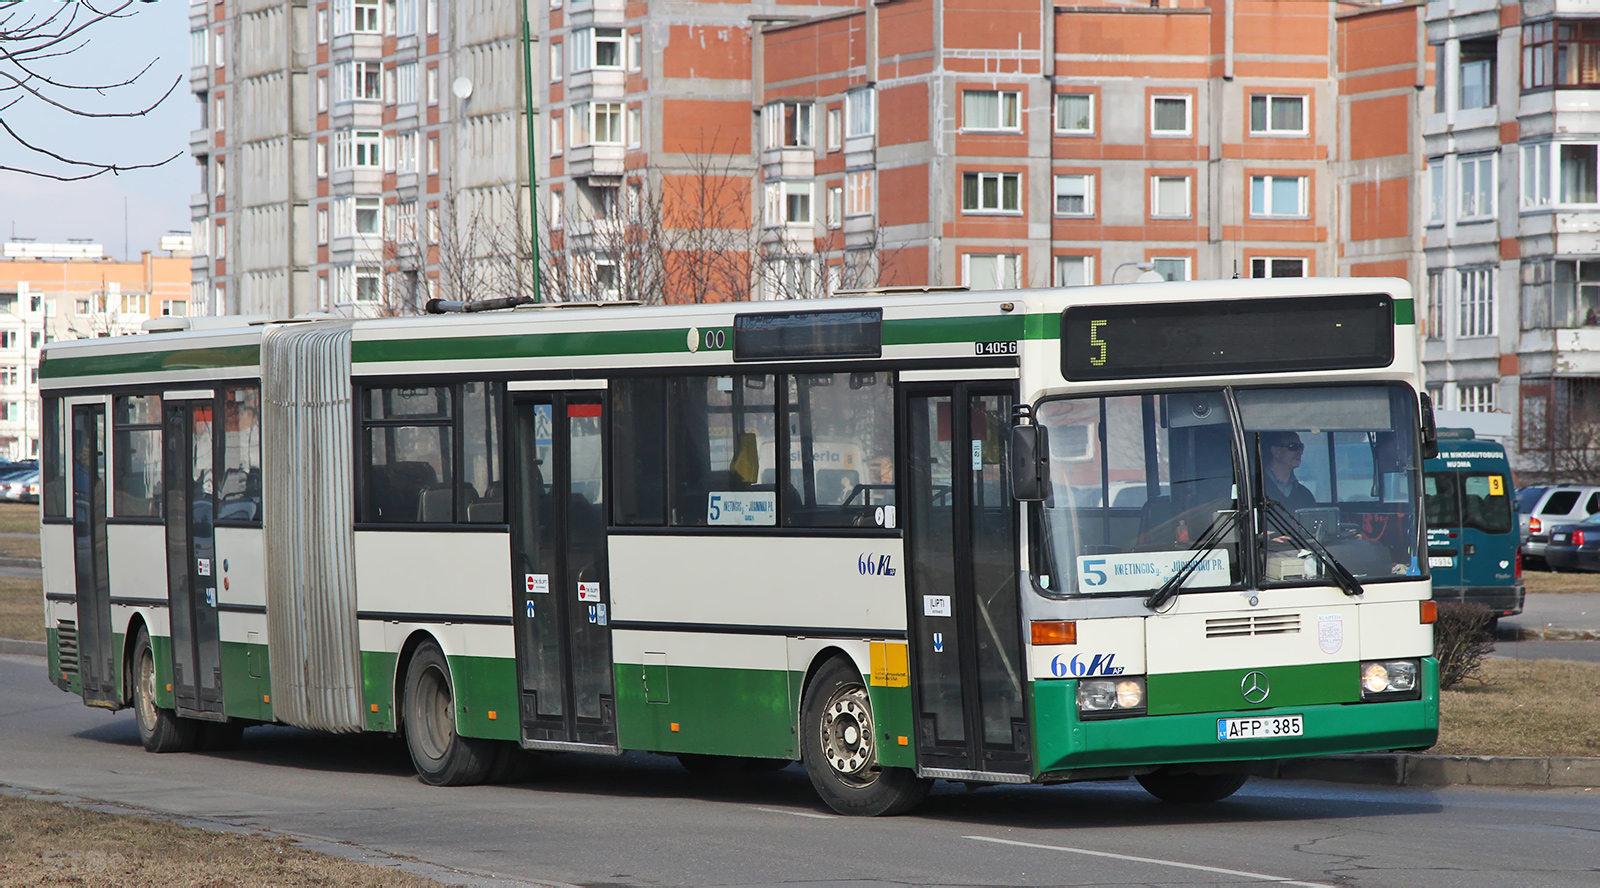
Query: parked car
0 469 39 504
1520 485 1600 566
1542 513 1600 572
1515 485 1548 546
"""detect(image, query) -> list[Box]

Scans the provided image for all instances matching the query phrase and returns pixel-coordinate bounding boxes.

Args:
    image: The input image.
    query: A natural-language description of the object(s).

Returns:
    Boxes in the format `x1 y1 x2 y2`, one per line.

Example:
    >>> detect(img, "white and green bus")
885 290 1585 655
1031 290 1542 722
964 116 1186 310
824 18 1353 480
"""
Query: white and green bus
39 278 1440 815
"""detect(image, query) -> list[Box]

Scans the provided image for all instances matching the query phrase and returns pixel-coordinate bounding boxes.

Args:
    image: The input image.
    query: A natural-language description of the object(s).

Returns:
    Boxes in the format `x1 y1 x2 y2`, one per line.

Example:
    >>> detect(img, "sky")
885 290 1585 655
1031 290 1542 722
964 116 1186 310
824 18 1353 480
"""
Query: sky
1 0 193 260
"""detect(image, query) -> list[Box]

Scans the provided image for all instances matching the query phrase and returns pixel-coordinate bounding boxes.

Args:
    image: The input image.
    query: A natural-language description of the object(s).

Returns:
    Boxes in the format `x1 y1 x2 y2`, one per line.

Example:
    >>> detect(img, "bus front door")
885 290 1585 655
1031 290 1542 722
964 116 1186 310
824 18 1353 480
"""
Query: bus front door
71 403 117 709
903 384 1032 779
163 397 226 720
509 391 617 750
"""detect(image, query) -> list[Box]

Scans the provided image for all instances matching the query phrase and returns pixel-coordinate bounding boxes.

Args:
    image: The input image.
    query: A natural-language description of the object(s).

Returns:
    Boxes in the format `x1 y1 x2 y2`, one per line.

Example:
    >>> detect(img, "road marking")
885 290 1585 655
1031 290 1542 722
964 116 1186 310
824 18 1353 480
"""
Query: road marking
753 806 837 820
965 835 1334 887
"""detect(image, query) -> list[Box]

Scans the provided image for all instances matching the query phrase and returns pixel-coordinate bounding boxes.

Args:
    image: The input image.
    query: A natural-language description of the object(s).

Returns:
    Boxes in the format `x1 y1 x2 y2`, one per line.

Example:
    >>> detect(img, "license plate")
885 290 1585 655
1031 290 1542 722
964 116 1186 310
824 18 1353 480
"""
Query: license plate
1553 534 1568 543
1429 556 1455 568
1218 714 1303 740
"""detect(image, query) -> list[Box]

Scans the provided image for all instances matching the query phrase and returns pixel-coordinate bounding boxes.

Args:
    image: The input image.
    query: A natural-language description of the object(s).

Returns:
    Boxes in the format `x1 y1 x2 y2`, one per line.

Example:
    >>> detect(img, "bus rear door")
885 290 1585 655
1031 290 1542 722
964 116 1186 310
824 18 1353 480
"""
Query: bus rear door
164 394 227 720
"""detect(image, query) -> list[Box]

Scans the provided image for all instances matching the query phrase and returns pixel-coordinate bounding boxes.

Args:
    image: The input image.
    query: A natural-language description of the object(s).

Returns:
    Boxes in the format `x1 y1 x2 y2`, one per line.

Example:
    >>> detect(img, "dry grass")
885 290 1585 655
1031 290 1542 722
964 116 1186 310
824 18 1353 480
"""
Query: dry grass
1523 570 1600 595
0 792 439 886
0 535 38 560
1434 658 1600 757
0 503 38 535
0 576 43 643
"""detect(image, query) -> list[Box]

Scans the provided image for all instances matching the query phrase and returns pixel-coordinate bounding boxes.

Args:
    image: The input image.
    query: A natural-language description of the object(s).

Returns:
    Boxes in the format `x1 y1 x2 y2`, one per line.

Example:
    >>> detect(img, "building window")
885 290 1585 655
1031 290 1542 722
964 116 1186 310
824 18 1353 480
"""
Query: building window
427 67 438 105
591 102 624 145
1428 157 1446 223
962 171 1021 213
827 107 842 151
764 101 813 149
1249 175 1308 217
354 0 380 32
765 181 812 226
318 8 328 43
1151 95 1190 136
628 32 643 72
1055 255 1092 287
1250 257 1306 278
963 90 1020 131
551 42 563 82
1152 257 1191 282
1427 270 1445 340
161 300 187 317
1560 144 1598 204
1521 259 1600 329
397 130 417 172
627 107 642 147
1458 266 1496 338
1458 153 1495 219
1523 143 1552 209
384 67 396 105
846 170 873 216
594 27 623 68
550 116 563 156
354 266 382 302
1053 174 1092 216
766 257 816 299
335 130 383 168
1459 38 1496 109
427 135 438 173
1150 175 1190 218
965 254 1020 290
826 184 843 228
1521 20 1600 91
317 141 328 177
1054 94 1092 134
1458 383 1496 413
550 190 563 230
317 207 329 244
1249 94 1306 135
317 74 328 112
192 28 208 66
355 197 381 236
846 88 874 138
426 0 436 33
215 157 226 194
215 93 224 131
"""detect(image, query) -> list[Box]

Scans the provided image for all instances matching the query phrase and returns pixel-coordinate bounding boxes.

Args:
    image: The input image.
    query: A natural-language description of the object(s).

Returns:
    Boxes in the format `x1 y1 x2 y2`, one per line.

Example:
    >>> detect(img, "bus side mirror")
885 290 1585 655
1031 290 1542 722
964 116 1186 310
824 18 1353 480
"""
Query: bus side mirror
1009 416 1050 503
1420 392 1439 460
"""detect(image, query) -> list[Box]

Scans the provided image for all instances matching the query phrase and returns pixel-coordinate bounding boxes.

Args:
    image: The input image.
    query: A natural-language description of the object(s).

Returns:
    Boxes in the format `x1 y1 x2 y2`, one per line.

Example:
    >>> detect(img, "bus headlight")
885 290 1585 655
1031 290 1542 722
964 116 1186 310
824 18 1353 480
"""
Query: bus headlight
1360 659 1420 700
1077 676 1147 719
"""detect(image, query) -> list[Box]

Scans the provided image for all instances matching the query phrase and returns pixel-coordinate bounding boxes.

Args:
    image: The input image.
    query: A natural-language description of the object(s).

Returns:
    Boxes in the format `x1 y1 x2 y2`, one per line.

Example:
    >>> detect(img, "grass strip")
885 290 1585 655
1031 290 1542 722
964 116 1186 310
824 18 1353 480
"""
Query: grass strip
1434 658 1600 757
0 503 37 536
1522 571 1600 595
0 576 42 643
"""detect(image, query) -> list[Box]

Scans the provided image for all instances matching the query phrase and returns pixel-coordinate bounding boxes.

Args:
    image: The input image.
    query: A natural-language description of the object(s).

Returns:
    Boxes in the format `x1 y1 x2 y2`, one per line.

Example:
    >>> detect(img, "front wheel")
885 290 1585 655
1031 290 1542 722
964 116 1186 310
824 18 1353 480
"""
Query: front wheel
801 658 930 816
1136 770 1248 803
402 641 494 786
131 629 197 753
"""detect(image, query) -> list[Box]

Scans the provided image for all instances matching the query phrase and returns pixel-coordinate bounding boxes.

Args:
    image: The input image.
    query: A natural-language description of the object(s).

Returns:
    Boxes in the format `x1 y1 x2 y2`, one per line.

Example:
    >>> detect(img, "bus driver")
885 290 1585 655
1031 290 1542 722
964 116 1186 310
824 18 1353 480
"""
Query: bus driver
1262 431 1316 512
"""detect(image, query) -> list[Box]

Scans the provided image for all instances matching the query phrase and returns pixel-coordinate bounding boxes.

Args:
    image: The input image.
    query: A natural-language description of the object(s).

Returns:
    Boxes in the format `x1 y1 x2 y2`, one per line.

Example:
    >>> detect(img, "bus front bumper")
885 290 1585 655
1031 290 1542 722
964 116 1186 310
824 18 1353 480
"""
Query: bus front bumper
1032 673 1439 776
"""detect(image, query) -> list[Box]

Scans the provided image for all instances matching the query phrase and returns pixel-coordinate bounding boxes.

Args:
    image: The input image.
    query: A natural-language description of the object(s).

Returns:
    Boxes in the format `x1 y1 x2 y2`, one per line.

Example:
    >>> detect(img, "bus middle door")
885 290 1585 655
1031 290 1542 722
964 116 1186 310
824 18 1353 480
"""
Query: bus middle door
164 393 226 720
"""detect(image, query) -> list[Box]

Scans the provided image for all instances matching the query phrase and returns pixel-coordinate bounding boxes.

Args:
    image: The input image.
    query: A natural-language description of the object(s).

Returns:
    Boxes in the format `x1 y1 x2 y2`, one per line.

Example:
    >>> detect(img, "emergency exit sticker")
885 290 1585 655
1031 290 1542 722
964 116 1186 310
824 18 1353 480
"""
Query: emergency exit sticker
578 582 602 603
526 573 550 594
197 558 211 577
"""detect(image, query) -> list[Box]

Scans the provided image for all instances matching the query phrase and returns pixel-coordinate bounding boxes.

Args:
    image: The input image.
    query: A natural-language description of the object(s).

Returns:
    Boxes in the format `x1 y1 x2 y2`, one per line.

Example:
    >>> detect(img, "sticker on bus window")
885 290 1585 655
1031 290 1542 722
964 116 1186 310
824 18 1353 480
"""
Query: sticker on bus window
1075 549 1231 595
526 573 549 595
1489 475 1505 496
707 491 777 526
578 582 601 602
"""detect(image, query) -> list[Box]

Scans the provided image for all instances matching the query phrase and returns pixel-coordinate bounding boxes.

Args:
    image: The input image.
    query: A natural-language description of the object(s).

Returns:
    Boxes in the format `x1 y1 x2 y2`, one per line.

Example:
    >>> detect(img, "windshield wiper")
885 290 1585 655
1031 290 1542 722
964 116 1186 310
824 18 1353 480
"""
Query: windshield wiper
1261 499 1364 597
1145 508 1243 611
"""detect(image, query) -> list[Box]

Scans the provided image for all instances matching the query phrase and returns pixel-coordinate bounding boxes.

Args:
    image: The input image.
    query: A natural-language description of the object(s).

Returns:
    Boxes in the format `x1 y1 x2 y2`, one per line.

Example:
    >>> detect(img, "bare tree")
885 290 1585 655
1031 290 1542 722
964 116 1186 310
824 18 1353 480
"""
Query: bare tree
0 0 181 180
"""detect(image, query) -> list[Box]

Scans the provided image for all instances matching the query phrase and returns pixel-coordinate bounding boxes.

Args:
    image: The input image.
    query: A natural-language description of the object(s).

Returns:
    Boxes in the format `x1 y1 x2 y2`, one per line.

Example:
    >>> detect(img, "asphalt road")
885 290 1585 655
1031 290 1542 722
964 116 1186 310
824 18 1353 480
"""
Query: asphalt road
4 652 1599 888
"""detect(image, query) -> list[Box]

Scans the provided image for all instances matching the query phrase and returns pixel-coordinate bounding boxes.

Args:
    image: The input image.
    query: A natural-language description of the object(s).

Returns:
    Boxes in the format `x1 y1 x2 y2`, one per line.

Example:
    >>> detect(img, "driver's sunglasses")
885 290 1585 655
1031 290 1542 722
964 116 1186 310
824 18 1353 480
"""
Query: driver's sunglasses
1276 442 1305 452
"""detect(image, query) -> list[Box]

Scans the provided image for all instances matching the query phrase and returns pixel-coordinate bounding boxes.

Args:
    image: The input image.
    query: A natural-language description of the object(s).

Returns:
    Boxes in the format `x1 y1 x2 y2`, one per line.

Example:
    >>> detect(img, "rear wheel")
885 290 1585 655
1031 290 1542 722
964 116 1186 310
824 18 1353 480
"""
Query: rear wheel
403 642 493 786
800 658 930 816
131 629 197 753
1136 770 1248 803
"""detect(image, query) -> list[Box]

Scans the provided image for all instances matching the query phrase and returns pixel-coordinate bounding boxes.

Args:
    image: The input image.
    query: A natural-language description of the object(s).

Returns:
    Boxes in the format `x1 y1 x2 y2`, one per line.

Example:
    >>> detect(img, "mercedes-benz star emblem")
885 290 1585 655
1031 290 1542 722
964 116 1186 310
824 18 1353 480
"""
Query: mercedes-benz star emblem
1240 671 1270 704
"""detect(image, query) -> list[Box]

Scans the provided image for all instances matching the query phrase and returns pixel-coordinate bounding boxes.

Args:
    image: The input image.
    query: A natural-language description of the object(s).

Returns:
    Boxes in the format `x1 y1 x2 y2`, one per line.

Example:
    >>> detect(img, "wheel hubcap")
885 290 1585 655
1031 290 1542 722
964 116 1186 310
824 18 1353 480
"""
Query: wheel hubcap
821 686 876 784
136 650 157 733
415 664 454 761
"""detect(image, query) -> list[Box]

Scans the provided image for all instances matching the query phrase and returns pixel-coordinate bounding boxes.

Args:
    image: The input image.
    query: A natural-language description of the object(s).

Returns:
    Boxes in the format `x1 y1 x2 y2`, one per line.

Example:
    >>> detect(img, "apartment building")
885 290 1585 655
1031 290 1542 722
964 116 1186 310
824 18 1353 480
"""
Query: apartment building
1423 0 1600 477
0 244 191 459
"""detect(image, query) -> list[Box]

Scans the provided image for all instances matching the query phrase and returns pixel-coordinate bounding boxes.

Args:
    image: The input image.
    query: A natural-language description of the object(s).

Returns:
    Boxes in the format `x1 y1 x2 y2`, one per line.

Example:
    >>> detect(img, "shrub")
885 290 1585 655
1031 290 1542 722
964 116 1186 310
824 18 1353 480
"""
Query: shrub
1434 601 1495 690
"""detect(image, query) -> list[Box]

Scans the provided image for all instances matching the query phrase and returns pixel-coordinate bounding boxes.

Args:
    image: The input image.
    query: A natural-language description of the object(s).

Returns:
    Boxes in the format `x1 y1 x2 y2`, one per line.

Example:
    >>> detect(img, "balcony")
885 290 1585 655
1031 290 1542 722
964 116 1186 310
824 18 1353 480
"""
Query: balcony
190 129 212 158
566 144 625 179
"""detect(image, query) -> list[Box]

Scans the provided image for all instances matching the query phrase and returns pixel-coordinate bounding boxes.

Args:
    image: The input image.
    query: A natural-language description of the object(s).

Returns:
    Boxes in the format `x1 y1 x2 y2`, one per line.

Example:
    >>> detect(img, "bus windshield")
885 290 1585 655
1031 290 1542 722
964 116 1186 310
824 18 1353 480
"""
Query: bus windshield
1032 383 1421 597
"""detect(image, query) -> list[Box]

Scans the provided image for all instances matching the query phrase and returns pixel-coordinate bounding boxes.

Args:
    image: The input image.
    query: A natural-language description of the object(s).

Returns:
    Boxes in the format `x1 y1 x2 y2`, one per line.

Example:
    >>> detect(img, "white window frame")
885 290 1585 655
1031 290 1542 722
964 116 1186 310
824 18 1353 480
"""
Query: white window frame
1151 257 1191 282
962 89 1021 132
827 107 842 151
627 32 643 72
1458 152 1496 220
962 171 1021 214
627 107 642 148
427 67 438 105
1150 175 1191 218
1150 95 1191 137
765 181 813 226
1248 94 1307 136
317 141 328 177
551 42 563 83
826 184 843 228
1458 382 1496 413
354 0 380 33
963 253 1021 291
1428 157 1446 224
317 74 328 112
593 27 624 69
846 170 873 217
550 116 563 156
1522 142 1552 210
1054 255 1093 287
1457 265 1497 338
355 196 382 237
1249 257 1307 278
192 28 208 67
1556 143 1599 206
317 207 329 244
1053 173 1093 217
550 190 563 231
591 102 624 145
1249 174 1308 218
1426 270 1445 340
764 101 814 149
397 62 417 106
846 88 874 138
1054 93 1093 135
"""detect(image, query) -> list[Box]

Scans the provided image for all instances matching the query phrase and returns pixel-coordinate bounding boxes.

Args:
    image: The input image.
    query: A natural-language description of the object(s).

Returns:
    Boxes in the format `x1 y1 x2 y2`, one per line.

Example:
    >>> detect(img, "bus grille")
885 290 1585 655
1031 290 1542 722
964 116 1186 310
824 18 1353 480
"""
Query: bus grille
57 621 79 676
1205 614 1301 638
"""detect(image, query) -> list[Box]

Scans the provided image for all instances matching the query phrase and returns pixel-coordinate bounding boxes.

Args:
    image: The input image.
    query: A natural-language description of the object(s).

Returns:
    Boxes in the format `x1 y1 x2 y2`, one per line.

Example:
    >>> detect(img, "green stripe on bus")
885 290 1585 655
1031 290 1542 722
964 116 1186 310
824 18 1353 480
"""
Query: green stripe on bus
353 327 705 365
881 315 1026 346
1147 661 1358 716
40 344 260 380
1395 298 1414 326
221 641 274 722
613 662 798 758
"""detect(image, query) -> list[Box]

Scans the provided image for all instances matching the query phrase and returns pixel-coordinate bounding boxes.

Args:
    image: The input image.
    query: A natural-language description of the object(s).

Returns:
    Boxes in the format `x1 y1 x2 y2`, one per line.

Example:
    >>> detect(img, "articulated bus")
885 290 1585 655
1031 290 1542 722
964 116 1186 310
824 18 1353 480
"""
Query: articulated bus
39 278 1439 815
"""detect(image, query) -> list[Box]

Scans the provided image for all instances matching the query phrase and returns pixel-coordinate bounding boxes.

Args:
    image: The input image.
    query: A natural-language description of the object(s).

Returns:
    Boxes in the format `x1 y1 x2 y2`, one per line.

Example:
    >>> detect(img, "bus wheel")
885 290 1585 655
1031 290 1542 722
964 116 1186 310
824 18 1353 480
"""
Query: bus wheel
131 628 197 754
801 658 930 816
403 642 493 786
1136 770 1248 803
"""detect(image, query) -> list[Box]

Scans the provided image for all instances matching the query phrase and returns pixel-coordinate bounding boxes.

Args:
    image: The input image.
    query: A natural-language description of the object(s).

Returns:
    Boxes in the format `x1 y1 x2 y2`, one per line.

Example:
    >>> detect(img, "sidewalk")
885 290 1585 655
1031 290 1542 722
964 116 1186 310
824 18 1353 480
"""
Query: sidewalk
1500 591 1600 641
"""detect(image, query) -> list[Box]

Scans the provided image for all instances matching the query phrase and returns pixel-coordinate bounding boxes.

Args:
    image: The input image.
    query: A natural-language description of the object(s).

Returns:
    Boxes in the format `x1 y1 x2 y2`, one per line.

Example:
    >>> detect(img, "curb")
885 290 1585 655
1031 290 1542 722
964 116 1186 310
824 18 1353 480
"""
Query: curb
0 638 45 656
1255 753 1600 788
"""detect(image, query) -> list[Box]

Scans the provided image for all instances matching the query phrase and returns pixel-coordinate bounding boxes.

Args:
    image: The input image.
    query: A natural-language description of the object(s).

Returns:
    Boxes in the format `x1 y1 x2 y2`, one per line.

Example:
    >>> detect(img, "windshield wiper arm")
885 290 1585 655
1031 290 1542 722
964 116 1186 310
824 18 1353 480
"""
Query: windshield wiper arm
1145 508 1243 611
1262 500 1364 597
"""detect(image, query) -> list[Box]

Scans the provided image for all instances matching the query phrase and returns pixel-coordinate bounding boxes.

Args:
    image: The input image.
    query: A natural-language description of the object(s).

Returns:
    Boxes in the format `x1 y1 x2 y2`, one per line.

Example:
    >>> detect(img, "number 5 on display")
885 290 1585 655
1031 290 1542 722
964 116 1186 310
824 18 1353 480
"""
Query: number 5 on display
1089 320 1108 367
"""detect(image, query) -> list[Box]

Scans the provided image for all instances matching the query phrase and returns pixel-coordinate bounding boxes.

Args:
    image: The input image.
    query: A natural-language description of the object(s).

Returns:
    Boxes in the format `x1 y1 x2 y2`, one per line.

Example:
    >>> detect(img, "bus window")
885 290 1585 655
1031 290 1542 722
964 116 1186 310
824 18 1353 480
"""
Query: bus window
784 371 895 528
362 386 454 523
669 375 776 527
112 394 163 519
42 396 65 518
218 386 263 523
611 378 667 526
461 381 502 523
1461 473 1514 534
1424 472 1459 528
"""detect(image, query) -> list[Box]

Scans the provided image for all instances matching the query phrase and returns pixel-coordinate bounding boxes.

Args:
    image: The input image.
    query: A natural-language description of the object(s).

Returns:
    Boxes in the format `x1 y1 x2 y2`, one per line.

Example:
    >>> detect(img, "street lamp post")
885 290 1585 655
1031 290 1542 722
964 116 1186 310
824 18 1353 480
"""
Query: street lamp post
1112 261 1158 284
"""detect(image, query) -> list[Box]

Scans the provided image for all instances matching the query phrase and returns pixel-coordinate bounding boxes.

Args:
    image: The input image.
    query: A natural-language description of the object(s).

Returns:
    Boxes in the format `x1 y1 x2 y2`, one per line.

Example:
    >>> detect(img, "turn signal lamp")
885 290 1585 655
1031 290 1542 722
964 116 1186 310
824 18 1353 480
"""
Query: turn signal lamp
1420 601 1437 624
1031 620 1076 646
